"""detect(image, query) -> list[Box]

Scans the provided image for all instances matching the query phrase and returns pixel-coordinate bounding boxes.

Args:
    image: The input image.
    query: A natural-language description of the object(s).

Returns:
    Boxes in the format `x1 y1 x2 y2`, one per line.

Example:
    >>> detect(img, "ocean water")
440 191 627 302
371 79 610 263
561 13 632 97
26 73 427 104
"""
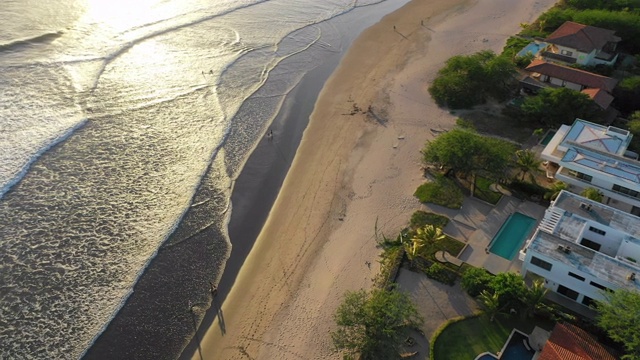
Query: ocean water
0 0 408 358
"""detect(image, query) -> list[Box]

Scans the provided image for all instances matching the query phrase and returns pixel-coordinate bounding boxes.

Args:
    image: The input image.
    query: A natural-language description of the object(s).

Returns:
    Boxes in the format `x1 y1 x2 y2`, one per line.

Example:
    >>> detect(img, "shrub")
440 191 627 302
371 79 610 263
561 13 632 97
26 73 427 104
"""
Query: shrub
410 210 450 229
461 267 493 296
509 180 547 197
425 263 457 286
414 174 464 209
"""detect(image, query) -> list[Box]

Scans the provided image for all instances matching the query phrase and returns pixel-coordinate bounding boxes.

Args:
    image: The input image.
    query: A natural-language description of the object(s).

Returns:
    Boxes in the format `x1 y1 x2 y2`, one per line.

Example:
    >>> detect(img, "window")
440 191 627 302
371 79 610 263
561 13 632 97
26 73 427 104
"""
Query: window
568 272 585 281
612 184 640 199
557 285 579 300
588 226 606 236
530 256 553 271
590 281 611 292
581 238 602 252
567 170 592 183
582 296 595 307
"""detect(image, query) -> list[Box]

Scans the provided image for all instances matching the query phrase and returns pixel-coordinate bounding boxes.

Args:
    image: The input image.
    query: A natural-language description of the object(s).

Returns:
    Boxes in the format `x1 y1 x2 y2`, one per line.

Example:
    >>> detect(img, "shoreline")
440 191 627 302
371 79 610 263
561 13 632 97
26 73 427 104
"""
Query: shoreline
192 0 558 358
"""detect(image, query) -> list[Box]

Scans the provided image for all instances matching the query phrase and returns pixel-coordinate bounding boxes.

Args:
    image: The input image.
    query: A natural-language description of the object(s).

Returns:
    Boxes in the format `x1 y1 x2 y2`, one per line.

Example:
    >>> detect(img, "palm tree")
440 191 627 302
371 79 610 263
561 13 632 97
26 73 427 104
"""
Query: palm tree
523 279 548 318
581 187 603 202
544 181 567 201
407 225 445 259
515 149 541 182
479 290 501 322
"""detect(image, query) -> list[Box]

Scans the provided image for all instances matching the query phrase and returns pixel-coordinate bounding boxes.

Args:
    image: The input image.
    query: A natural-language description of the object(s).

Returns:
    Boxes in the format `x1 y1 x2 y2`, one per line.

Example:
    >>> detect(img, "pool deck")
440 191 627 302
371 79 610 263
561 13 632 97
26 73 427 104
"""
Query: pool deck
423 194 546 274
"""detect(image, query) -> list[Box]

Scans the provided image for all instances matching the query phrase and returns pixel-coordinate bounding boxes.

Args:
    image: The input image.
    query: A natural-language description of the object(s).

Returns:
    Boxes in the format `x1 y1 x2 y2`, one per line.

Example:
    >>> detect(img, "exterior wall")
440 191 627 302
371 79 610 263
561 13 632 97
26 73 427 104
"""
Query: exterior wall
555 45 594 65
545 77 583 91
522 250 614 304
592 53 618 67
555 167 640 215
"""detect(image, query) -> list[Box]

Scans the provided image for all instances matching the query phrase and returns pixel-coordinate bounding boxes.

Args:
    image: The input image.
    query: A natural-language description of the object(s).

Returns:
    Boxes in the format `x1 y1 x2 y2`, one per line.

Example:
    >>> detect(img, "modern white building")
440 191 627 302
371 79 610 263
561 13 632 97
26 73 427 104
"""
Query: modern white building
542 119 640 217
520 190 640 307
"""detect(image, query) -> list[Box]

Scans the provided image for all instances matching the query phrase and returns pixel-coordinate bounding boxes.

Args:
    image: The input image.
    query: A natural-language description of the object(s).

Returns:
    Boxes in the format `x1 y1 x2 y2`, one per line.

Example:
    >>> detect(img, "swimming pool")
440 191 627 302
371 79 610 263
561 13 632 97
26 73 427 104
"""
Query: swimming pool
474 330 535 360
500 331 536 360
516 42 547 58
539 130 557 146
489 212 536 260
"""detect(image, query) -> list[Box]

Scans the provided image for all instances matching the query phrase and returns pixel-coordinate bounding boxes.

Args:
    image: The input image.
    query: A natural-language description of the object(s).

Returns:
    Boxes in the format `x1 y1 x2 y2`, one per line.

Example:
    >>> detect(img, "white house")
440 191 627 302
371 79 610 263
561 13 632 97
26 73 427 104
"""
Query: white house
521 190 640 307
541 119 640 217
542 21 620 67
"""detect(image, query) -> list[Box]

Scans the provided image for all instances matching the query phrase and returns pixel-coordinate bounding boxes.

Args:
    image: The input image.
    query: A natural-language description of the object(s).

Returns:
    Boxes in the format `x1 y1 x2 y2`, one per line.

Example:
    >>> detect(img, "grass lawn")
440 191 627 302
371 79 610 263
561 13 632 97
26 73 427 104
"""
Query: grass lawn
414 174 464 209
474 176 502 205
433 314 554 360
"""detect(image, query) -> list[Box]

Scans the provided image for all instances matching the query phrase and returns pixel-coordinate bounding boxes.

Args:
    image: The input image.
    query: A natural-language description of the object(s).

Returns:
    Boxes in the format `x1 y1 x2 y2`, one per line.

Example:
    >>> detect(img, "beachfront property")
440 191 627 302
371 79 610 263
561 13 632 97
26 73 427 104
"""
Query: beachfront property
520 59 618 110
541 21 620 67
541 119 640 216
520 190 640 310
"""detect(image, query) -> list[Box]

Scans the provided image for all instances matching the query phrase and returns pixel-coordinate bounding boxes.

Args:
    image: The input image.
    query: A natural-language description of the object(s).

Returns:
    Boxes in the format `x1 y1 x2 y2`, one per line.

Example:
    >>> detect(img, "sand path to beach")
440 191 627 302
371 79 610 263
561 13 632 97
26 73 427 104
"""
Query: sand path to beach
196 0 556 359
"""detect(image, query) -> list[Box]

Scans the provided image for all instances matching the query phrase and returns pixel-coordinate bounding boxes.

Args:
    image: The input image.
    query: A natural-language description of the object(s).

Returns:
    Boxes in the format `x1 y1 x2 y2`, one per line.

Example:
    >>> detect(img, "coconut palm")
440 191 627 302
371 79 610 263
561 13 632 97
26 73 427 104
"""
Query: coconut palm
479 290 501 322
544 181 567 201
581 187 603 202
523 279 548 318
515 149 541 182
407 225 445 259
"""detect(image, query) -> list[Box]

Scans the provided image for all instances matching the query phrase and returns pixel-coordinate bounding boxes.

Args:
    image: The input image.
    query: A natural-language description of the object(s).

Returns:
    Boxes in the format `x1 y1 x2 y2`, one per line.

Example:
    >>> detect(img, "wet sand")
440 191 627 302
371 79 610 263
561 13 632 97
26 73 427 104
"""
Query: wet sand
193 0 557 359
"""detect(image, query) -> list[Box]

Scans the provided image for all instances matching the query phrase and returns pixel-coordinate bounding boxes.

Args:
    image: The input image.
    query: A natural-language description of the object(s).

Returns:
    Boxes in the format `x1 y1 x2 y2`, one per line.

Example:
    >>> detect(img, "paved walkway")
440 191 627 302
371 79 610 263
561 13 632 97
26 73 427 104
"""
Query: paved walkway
396 268 479 358
434 250 464 266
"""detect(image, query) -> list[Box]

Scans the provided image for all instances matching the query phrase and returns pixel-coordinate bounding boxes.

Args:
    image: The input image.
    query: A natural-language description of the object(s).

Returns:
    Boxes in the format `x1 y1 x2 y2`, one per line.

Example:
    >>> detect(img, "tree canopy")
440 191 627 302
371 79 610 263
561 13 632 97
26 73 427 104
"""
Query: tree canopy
531 7 640 53
520 87 596 127
422 128 516 179
429 51 517 109
595 289 640 360
614 76 640 114
332 288 423 360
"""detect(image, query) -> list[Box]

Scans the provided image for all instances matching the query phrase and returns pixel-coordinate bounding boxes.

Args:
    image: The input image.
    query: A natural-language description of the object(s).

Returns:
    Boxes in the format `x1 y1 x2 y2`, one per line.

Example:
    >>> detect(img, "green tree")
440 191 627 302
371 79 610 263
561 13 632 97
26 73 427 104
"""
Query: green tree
422 128 516 179
595 289 640 360
522 279 548 318
429 51 517 109
627 112 640 154
332 288 423 360
521 87 596 127
515 149 542 182
488 272 527 310
407 225 446 259
544 181 568 201
581 187 604 202
479 290 502 322
461 267 493 297
614 76 640 114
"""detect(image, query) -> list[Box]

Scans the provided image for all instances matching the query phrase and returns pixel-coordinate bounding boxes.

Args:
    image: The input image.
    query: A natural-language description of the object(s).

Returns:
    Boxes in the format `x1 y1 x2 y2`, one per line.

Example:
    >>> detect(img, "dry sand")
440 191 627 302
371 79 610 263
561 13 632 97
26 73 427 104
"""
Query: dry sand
196 0 557 359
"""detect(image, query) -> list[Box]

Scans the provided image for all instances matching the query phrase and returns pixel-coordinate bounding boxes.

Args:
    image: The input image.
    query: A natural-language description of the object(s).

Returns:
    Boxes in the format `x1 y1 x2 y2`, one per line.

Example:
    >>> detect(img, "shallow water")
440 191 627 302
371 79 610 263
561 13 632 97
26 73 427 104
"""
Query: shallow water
0 0 409 358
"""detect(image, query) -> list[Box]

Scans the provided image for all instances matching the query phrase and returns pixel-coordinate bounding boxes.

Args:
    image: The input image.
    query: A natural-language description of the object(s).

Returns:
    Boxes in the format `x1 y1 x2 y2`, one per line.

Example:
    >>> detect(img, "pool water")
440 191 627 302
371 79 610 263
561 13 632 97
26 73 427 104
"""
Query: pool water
500 332 536 360
539 130 556 146
516 42 548 58
489 213 536 260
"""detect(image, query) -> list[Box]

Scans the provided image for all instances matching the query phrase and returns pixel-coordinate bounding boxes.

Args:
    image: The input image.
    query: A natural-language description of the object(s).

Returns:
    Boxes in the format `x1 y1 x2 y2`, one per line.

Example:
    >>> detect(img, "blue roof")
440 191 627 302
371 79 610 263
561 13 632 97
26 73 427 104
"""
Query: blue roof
562 120 626 154
563 147 640 184
516 42 547 58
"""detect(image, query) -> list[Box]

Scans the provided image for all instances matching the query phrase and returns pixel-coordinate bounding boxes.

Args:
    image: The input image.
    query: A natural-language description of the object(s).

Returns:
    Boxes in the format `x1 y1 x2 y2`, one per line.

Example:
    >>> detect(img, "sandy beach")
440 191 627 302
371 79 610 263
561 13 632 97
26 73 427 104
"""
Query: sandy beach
194 0 556 359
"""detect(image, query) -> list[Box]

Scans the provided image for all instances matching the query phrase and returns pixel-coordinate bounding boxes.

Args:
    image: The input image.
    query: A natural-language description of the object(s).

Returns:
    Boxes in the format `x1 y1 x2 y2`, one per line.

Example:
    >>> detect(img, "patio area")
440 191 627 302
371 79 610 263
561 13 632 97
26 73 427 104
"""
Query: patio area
423 194 546 274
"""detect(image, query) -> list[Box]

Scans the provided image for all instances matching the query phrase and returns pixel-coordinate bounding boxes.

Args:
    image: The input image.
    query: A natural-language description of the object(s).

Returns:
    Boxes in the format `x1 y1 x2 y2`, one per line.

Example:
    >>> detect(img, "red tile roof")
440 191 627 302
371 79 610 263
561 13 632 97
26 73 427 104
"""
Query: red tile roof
581 88 614 109
538 323 616 360
525 59 618 93
545 21 620 53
